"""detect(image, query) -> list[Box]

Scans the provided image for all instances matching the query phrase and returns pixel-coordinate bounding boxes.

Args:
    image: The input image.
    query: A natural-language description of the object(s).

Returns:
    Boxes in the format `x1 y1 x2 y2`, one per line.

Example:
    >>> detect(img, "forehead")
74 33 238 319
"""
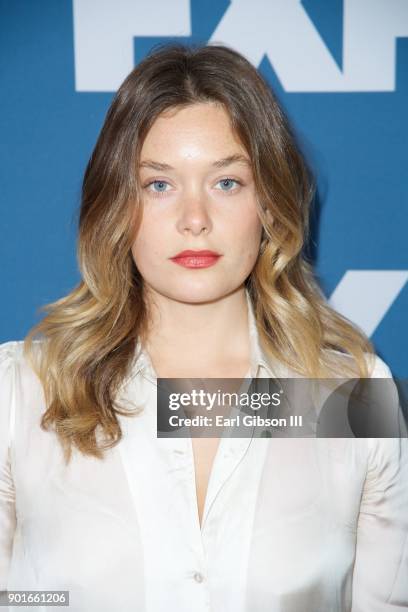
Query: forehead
140 102 247 159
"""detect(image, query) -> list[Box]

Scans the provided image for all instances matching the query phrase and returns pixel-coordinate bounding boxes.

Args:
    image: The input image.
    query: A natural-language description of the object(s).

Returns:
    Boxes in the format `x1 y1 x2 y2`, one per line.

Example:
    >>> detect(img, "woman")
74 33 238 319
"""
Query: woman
0 43 407 611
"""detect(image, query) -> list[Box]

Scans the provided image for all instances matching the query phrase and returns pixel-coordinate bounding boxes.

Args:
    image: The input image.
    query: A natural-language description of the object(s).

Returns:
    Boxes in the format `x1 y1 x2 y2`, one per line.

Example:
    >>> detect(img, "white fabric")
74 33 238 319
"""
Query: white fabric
0 291 407 611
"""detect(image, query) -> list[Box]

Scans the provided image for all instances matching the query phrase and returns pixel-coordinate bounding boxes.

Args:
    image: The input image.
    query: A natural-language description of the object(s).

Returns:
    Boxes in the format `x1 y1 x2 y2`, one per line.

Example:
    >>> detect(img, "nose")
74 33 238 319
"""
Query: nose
176 188 213 236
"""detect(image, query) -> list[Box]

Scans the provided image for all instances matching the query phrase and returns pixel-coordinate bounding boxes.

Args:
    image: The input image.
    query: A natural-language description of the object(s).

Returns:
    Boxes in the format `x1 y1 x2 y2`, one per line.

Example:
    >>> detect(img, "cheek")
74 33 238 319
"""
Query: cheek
233 210 263 252
131 216 164 266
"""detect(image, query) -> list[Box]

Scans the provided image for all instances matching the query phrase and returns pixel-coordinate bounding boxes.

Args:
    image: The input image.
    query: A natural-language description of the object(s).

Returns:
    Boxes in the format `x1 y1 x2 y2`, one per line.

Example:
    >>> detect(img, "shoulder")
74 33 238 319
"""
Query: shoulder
0 338 40 385
0 342 19 442
358 354 408 473
0 339 23 363
0 339 43 382
320 350 406 461
322 348 393 379
0 340 25 396
0 341 23 452
0 340 46 447
368 353 393 378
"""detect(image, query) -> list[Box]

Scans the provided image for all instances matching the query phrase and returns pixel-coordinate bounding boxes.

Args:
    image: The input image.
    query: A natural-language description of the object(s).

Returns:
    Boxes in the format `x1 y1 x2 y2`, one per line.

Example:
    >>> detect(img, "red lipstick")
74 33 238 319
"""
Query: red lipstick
170 250 221 269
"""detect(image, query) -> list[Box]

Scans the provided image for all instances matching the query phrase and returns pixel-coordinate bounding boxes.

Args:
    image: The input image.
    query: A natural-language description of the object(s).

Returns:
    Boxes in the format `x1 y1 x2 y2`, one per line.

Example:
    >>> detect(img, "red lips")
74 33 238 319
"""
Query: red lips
170 250 222 269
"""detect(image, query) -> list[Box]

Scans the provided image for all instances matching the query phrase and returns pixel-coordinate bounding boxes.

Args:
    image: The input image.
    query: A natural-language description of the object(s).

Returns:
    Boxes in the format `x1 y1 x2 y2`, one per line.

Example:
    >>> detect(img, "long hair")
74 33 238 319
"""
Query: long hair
23 42 376 464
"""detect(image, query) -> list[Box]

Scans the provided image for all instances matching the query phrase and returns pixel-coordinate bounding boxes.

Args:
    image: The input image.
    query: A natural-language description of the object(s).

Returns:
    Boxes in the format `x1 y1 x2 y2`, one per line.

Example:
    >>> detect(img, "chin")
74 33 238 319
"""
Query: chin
155 282 235 305
171 286 224 304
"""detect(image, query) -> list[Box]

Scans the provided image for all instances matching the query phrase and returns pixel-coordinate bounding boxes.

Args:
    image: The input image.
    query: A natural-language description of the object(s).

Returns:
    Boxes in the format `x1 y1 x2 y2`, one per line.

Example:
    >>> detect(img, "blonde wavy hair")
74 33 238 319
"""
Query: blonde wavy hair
23 42 376 464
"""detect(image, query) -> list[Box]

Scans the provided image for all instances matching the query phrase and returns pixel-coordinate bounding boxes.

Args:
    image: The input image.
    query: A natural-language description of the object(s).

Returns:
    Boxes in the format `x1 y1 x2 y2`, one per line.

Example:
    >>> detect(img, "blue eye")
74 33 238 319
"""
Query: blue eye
217 178 241 191
148 180 169 193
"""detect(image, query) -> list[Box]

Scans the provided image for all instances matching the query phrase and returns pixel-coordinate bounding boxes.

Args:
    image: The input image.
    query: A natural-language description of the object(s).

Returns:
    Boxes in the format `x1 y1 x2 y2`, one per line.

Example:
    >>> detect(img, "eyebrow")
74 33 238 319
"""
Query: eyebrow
138 154 251 171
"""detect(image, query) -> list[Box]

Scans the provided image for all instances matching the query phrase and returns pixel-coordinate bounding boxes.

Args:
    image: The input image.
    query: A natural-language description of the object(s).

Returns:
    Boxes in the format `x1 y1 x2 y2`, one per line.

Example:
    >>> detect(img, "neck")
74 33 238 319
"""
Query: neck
142 285 251 378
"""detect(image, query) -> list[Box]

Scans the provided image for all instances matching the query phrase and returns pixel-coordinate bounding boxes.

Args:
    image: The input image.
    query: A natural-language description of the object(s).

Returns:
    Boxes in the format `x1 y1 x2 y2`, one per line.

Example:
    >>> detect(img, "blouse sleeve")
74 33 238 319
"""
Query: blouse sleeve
0 342 18 592
351 357 408 611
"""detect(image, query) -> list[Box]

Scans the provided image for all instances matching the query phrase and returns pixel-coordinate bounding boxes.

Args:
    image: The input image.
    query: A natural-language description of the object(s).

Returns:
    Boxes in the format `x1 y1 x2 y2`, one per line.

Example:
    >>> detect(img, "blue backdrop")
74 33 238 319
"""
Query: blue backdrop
1 1 407 376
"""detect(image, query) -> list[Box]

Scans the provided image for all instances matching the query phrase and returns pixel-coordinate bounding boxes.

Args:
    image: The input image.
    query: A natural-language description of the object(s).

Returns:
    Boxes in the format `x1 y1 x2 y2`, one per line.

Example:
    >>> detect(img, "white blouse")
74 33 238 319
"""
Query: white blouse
1 293 407 611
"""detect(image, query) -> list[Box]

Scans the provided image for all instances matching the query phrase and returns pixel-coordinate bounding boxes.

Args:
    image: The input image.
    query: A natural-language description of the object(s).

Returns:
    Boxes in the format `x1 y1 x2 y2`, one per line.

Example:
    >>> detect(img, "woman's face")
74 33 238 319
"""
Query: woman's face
132 102 263 304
